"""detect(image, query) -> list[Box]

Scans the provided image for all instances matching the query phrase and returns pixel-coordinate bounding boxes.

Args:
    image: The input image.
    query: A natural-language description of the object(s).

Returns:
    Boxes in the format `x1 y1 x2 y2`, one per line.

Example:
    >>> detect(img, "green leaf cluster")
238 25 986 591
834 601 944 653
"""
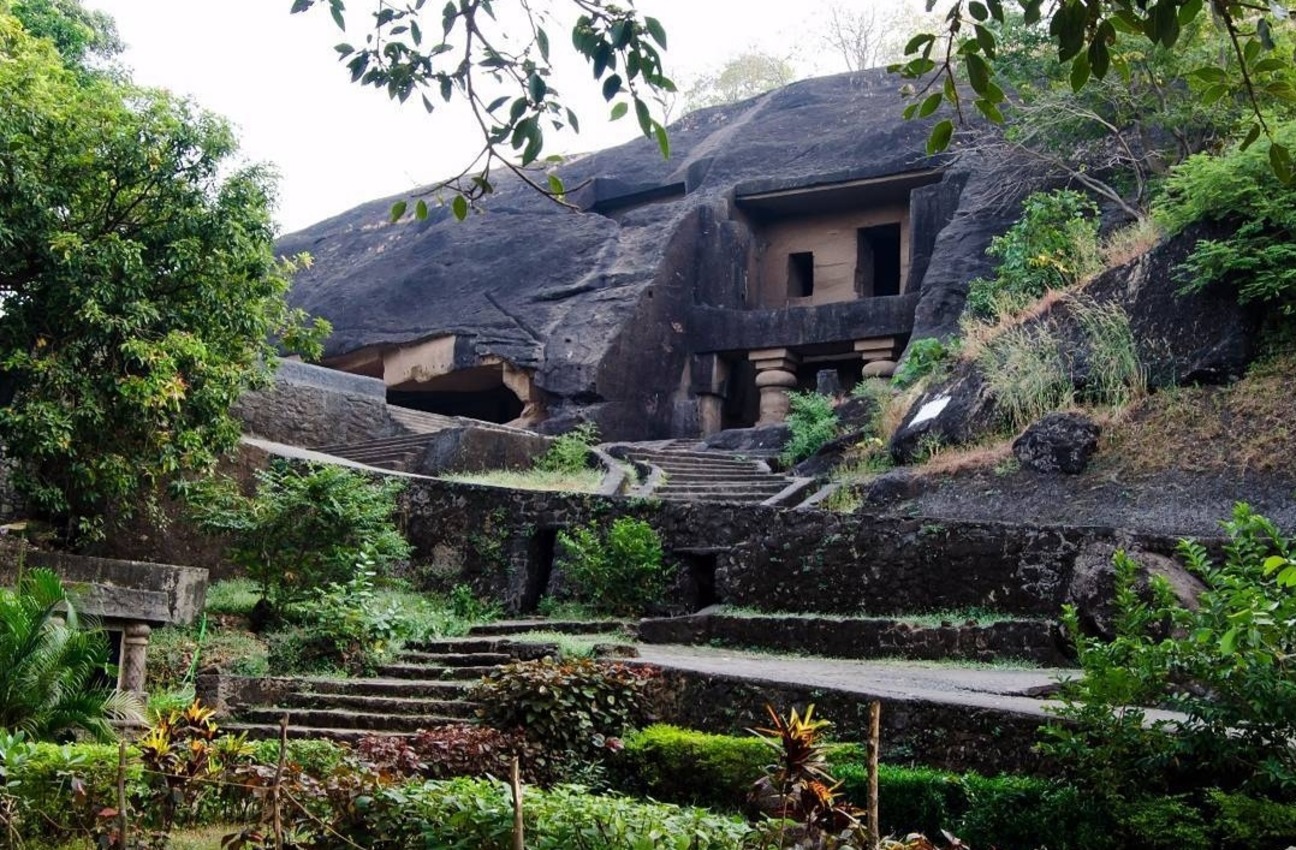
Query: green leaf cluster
0 9 330 537
966 189 1100 320
533 422 599 475
555 517 668 616
184 462 411 608
0 569 143 742
779 391 839 466
892 338 953 390
472 657 658 761
1043 504 1296 801
1156 120 1296 314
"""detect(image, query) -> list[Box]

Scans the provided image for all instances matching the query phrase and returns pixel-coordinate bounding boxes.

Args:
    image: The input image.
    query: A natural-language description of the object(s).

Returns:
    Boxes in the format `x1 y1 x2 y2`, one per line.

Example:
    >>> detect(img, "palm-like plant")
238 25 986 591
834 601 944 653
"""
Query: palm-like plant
0 568 143 741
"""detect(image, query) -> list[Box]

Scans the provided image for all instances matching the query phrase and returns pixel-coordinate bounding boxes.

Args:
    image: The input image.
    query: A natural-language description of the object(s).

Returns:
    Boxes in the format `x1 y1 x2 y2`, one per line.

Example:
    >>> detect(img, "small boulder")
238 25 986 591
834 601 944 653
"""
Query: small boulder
1012 412 1101 474
700 424 791 454
862 360 897 378
889 370 998 464
1067 543 1207 640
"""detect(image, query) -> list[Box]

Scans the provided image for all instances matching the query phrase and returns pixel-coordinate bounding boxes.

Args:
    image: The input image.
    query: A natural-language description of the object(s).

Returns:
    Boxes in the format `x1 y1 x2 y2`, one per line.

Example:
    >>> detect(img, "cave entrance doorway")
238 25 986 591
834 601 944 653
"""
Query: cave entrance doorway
677 550 719 612
856 223 903 298
721 357 760 430
387 363 523 424
522 527 560 614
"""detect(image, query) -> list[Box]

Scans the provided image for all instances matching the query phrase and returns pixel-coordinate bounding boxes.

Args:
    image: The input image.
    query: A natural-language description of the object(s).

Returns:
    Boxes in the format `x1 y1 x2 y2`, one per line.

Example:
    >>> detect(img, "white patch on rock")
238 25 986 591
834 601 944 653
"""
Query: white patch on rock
909 395 951 428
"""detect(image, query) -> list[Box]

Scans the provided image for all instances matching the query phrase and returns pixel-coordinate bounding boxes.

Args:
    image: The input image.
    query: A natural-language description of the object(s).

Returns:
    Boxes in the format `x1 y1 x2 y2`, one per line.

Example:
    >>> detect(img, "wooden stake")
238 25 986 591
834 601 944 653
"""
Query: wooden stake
868 700 881 850
510 756 525 850
117 738 129 849
273 714 289 850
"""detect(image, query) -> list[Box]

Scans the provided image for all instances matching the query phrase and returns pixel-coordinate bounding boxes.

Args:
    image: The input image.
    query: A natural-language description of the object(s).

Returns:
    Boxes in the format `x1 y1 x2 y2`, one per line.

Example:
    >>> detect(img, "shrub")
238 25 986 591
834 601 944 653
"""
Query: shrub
0 568 143 741
349 776 751 850
892 338 952 390
1041 504 1296 799
186 461 411 607
357 725 537 782
556 517 669 615
533 422 599 474
473 658 659 770
249 737 350 778
616 723 771 810
203 578 261 617
780 391 839 465
287 559 408 675
147 625 269 691
1156 122 1296 314
966 189 1101 320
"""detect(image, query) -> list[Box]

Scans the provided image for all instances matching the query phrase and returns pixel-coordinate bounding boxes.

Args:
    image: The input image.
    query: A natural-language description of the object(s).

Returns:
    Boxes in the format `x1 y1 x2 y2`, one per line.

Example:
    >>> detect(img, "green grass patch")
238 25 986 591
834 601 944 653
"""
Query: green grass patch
203 578 260 616
440 468 604 493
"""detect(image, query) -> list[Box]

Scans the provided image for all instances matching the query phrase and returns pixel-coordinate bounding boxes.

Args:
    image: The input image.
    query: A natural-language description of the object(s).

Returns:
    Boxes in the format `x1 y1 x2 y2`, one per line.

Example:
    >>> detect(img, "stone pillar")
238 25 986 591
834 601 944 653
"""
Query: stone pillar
856 337 898 378
749 349 800 425
690 354 730 437
119 622 151 694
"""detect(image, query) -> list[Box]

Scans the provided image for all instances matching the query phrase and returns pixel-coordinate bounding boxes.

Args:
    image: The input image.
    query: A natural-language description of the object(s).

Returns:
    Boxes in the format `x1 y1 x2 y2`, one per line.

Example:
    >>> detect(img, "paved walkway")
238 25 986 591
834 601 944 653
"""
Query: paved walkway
636 644 1078 719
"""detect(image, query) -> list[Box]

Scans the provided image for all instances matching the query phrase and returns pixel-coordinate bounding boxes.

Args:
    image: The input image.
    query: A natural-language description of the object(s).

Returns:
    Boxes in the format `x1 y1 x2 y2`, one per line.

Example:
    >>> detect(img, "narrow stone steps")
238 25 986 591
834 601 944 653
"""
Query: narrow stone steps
240 706 462 733
315 433 440 454
279 691 478 718
405 637 516 654
657 491 784 504
290 677 471 698
468 619 632 637
222 723 414 744
376 663 499 680
396 651 513 667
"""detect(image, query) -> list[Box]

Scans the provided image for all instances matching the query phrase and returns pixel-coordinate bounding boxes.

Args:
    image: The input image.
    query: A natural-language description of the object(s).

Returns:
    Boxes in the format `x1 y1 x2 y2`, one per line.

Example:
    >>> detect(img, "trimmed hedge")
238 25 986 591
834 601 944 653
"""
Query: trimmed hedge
615 725 1296 850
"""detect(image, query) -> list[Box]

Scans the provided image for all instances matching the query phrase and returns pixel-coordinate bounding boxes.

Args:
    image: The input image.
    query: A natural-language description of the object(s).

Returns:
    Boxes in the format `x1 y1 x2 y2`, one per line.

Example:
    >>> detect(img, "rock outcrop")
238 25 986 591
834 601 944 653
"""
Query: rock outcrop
282 70 1024 441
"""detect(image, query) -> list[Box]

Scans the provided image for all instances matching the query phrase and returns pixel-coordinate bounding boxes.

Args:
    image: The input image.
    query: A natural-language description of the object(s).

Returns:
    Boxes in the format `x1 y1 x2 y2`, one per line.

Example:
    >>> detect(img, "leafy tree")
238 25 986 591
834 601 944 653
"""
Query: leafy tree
185 462 412 608
0 9 329 538
893 1 1296 179
683 51 798 112
292 0 675 217
11 0 120 70
0 568 143 741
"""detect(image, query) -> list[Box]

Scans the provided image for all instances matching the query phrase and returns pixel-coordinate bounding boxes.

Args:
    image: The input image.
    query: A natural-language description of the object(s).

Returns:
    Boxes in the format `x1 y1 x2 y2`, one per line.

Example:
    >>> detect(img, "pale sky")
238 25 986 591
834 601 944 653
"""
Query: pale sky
85 1 929 233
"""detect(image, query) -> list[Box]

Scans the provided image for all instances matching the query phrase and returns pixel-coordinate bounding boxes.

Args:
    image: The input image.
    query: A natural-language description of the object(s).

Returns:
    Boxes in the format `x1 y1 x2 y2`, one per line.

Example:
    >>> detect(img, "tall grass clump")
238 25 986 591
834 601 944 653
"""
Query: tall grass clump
978 323 1074 429
1073 299 1145 409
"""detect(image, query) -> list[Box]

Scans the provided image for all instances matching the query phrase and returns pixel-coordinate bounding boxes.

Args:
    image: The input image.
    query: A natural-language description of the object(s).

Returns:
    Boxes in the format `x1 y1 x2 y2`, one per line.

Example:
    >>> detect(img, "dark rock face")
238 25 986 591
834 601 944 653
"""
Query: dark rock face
889 224 1262 461
1067 542 1207 639
889 370 998 464
413 426 553 476
699 424 790 453
1013 412 1101 474
282 70 1020 440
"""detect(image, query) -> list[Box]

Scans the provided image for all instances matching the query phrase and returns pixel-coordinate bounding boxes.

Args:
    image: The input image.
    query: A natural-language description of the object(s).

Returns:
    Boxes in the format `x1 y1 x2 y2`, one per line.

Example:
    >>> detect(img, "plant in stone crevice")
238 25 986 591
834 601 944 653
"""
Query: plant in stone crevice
534 422 600 474
779 392 839 466
891 338 953 390
555 517 669 616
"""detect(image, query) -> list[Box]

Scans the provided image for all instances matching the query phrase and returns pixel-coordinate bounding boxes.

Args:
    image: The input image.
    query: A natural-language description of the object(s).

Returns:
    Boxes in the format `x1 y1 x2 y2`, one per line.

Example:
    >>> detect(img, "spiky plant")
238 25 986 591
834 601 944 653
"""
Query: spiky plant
750 703 862 832
0 568 143 741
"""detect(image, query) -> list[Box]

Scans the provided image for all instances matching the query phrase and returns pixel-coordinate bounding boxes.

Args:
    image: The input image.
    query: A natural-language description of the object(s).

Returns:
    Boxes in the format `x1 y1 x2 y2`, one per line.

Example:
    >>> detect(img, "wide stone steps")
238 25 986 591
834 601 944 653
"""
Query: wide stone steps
608 442 813 505
376 663 499 680
466 619 632 637
239 706 462 733
222 723 412 745
285 676 471 699
278 691 478 718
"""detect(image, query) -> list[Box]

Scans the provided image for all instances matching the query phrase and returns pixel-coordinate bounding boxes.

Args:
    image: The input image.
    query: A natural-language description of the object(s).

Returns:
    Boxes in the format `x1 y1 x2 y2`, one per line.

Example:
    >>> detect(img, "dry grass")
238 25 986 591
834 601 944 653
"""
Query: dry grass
916 437 1016 476
440 468 604 492
1104 352 1295 474
957 287 1074 362
1101 216 1163 268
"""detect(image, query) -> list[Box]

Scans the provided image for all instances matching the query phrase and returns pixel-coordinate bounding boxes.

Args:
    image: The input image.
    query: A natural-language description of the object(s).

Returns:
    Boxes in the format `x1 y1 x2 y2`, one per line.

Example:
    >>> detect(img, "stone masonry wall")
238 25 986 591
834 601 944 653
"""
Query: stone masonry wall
233 358 396 449
399 478 1189 618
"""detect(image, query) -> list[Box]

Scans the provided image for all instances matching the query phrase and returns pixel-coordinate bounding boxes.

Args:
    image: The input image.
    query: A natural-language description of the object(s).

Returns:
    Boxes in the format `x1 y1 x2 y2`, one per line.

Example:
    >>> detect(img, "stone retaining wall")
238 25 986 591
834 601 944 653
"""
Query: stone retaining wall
400 477 1193 619
233 358 396 448
638 613 1072 666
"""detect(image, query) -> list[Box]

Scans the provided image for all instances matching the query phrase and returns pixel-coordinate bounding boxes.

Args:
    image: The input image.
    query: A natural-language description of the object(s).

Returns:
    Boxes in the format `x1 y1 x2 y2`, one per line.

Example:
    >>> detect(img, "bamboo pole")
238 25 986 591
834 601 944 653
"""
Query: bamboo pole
868 700 881 850
273 714 289 850
117 738 129 848
510 756 525 850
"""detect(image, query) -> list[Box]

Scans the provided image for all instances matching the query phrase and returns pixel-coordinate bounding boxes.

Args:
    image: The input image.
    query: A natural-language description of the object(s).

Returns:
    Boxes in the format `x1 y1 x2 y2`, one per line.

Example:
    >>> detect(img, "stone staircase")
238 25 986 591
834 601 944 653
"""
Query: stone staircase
221 621 633 742
223 636 514 742
608 442 815 505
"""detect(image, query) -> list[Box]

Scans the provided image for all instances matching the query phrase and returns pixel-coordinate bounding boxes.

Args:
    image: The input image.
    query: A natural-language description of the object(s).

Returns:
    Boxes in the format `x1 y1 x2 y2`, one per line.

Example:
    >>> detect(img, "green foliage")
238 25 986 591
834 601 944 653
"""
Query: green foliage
284 560 408 675
350 776 750 850
0 12 329 537
472 658 658 763
146 626 268 692
892 338 951 390
0 568 143 741
556 517 668 616
533 423 599 474
448 583 498 623
977 324 1073 429
614 724 1118 849
186 462 411 607
779 391 839 465
203 579 262 617
1042 504 1296 801
1157 120 1296 314
1073 299 1145 408
966 190 1100 320
249 737 349 779
894 0 1296 181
